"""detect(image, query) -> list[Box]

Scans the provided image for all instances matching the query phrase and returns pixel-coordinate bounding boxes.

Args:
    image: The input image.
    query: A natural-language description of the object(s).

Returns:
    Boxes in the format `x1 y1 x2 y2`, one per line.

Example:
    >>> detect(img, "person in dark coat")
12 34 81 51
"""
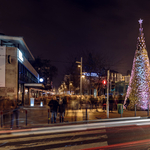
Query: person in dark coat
10 99 20 129
63 96 67 116
109 95 114 112
58 97 65 122
48 96 59 123
102 98 106 111
118 95 123 104
125 98 130 109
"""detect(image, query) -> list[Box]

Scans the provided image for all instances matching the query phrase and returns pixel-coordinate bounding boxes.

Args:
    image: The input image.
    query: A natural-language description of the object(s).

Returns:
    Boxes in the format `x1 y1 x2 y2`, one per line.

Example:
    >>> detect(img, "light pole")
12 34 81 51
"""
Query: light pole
107 70 109 118
76 57 82 95
69 82 72 94
65 75 71 94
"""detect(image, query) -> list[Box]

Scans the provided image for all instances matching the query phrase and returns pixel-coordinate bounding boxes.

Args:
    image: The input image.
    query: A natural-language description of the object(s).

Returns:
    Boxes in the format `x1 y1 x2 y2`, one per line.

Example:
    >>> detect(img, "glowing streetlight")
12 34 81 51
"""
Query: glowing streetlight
82 75 85 78
39 78 44 82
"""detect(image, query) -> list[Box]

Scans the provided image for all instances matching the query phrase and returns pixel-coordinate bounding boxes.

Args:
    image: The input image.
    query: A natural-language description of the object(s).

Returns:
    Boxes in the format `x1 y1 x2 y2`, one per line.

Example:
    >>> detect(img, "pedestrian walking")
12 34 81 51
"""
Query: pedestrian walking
10 99 20 129
114 96 118 110
102 98 106 111
58 97 65 123
63 96 67 116
109 95 114 112
118 95 123 104
48 96 59 123
125 98 130 109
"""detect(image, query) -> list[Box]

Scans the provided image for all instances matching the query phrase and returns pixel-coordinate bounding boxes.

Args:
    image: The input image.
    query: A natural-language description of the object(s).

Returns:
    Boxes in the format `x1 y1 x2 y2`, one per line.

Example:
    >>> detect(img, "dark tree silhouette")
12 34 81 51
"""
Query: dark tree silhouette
31 57 58 90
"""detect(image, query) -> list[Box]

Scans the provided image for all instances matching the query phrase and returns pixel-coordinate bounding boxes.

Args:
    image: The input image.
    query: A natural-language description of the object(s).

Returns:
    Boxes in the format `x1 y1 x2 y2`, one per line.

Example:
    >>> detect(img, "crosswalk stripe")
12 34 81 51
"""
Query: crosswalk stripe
0 129 106 140
49 141 108 150
0 134 108 149
0 129 108 150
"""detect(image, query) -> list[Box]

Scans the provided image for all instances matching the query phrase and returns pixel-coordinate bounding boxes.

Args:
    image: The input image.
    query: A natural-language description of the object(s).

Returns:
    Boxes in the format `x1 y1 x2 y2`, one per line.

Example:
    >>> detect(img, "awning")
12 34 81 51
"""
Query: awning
24 83 45 89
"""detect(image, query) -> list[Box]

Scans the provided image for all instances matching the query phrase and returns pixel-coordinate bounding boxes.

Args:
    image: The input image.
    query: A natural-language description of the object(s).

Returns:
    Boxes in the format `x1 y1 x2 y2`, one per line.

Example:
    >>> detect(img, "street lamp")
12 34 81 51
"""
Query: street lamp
76 57 82 95
107 70 109 118
82 75 85 78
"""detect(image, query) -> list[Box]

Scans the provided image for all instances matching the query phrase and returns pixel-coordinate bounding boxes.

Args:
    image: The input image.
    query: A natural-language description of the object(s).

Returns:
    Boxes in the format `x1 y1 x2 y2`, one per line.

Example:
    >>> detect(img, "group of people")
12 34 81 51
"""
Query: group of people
48 96 67 123
0 98 20 129
102 95 126 112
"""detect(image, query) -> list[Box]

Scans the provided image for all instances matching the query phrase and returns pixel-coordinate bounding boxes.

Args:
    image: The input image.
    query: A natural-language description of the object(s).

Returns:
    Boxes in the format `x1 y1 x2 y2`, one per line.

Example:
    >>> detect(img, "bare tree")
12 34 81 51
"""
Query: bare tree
31 57 58 90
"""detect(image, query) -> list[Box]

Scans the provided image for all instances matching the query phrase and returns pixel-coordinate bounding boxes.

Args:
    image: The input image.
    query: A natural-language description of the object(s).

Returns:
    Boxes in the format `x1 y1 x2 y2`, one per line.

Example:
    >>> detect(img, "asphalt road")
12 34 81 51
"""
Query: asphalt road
1 123 150 150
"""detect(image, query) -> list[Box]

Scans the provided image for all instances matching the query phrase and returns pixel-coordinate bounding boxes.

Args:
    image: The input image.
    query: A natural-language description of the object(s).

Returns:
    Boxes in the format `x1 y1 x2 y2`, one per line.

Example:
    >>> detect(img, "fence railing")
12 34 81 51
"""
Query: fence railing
0 103 150 129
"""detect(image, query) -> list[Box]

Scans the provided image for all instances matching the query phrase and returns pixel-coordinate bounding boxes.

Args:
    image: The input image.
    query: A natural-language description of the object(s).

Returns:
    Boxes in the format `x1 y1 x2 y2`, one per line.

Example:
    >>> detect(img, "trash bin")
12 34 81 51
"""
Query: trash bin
117 104 123 114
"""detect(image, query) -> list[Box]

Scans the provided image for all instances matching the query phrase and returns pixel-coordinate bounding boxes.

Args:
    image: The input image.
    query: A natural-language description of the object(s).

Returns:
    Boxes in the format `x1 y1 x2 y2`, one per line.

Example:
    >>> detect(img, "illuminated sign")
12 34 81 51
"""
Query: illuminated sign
18 50 23 62
40 101 43 107
30 98 34 106
83 72 98 77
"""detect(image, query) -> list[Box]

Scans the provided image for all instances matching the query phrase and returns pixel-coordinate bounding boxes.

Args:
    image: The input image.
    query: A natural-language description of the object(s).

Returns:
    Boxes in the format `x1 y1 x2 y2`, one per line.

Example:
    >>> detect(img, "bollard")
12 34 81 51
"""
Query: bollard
1 111 3 128
75 110 77 121
148 104 149 116
121 105 122 118
135 104 136 116
25 110 27 126
86 107 88 120
48 109 50 124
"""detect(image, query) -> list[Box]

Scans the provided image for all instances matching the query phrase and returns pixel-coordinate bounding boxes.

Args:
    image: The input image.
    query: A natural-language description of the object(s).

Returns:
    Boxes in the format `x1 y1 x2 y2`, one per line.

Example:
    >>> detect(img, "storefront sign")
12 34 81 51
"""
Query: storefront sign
0 46 6 87
18 49 24 62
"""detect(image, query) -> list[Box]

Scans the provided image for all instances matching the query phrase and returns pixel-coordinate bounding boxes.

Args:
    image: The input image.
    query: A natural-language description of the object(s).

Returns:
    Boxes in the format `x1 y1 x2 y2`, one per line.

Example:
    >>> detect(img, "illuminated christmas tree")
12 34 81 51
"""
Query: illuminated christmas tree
125 19 150 110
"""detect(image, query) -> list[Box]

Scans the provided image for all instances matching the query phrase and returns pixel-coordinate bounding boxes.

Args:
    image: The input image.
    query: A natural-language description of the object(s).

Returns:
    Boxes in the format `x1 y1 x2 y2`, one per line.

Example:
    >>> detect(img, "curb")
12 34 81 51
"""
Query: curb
0 116 149 136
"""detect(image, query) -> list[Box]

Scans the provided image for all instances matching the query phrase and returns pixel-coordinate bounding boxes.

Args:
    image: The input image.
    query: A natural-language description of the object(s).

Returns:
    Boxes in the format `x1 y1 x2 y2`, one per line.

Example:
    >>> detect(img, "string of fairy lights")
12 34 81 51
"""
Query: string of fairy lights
125 19 150 110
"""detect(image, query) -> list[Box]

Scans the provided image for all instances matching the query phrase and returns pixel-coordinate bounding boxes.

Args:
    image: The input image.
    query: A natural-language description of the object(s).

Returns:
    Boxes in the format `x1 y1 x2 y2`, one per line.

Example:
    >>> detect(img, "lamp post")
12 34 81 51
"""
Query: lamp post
76 57 82 95
69 82 72 94
65 75 71 94
107 70 109 118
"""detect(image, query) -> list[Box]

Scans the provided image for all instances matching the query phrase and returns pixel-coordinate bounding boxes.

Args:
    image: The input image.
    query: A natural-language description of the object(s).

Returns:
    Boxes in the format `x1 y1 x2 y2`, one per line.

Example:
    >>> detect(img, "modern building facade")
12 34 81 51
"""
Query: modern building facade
0 35 44 105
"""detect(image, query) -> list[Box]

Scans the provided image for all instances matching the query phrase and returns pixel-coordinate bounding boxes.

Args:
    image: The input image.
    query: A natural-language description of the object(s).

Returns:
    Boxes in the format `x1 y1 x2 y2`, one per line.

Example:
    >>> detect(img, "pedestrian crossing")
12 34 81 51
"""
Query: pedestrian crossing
0 129 108 150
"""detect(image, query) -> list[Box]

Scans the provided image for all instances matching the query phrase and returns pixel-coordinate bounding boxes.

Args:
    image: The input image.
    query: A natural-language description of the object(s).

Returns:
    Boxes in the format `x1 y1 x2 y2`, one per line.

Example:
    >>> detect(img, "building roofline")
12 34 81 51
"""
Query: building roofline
0 35 35 61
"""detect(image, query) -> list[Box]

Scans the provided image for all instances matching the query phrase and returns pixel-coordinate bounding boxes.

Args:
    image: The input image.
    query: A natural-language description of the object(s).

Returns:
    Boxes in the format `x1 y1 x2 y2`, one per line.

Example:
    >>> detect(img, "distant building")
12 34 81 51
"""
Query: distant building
84 70 130 96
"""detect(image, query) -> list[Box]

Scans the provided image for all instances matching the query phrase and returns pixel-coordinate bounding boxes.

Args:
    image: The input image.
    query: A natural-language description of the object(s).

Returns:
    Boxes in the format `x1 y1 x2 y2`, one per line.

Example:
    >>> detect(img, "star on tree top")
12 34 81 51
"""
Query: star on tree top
138 19 143 27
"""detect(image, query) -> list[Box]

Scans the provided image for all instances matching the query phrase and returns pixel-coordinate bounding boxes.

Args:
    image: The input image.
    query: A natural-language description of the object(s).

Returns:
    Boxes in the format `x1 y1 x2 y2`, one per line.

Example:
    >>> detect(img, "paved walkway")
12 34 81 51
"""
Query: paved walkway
0 105 149 130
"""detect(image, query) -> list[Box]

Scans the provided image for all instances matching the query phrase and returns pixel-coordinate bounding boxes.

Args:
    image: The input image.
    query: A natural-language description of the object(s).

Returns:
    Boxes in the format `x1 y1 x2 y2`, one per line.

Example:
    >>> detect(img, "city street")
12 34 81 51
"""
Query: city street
1 120 150 150
1 1 150 150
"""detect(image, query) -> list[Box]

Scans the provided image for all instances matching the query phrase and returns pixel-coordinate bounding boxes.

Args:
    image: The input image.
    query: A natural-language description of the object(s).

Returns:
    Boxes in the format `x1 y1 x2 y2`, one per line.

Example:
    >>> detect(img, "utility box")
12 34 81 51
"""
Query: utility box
117 104 123 114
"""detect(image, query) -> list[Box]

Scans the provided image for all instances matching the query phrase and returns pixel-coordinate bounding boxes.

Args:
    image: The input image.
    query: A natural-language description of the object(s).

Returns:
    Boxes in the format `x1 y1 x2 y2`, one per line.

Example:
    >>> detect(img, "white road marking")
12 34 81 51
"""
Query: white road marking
137 122 150 126
0 129 106 143
0 133 108 150
48 141 108 150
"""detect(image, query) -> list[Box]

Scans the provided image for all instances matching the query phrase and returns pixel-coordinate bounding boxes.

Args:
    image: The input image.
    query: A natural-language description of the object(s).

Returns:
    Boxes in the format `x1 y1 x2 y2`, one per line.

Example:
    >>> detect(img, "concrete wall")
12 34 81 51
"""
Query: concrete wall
0 47 18 99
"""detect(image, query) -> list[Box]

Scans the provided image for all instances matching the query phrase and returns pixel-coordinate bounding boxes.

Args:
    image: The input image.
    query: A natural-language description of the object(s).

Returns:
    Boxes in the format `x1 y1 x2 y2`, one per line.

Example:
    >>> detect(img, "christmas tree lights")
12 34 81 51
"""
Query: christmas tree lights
125 19 150 110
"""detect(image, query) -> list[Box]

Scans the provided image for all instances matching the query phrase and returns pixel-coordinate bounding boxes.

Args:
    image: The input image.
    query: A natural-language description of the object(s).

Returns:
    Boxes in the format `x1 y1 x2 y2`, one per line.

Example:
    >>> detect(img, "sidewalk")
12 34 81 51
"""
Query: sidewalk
0 105 149 131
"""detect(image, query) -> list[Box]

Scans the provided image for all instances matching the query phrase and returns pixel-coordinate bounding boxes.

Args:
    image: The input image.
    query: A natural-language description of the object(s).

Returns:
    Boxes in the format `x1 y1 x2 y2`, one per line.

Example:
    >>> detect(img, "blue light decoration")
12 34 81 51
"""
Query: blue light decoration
83 72 98 77
30 98 34 107
125 19 150 110
40 101 43 107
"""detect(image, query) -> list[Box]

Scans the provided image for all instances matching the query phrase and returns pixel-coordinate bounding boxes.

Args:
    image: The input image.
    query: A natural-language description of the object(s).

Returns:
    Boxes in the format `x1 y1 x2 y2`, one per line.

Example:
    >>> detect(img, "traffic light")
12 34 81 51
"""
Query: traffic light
102 80 107 89
102 80 106 85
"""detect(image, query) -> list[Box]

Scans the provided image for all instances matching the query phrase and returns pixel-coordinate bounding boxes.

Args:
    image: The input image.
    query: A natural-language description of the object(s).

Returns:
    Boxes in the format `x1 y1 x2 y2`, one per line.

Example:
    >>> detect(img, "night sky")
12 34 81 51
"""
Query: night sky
1 0 150 88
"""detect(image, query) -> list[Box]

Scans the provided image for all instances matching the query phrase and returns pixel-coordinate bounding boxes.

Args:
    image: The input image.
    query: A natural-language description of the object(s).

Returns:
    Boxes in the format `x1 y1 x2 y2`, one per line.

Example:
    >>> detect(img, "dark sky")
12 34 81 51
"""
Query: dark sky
1 0 150 88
